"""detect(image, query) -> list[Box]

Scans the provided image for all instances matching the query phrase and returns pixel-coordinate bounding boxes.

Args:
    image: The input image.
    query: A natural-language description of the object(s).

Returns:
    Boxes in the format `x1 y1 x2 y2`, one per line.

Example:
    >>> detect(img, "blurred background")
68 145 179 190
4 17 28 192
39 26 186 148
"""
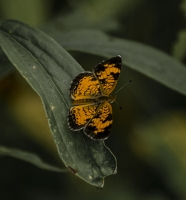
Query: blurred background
0 0 186 199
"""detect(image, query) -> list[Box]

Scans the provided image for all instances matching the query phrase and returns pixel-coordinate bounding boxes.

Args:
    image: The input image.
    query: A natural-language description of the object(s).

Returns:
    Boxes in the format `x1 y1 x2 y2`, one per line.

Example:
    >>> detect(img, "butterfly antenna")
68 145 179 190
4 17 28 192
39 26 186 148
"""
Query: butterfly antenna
114 80 132 110
115 80 132 95
114 100 122 110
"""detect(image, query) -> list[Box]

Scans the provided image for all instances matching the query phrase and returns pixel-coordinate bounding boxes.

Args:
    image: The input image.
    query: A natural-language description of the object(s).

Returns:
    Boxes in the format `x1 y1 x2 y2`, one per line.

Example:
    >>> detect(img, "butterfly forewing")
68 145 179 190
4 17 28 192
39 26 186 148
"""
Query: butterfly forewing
70 72 101 100
93 55 122 96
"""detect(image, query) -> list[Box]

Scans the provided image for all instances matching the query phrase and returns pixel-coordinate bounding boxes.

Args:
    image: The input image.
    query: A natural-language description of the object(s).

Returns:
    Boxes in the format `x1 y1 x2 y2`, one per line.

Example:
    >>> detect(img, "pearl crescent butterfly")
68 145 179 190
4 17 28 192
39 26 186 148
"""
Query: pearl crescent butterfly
67 55 122 140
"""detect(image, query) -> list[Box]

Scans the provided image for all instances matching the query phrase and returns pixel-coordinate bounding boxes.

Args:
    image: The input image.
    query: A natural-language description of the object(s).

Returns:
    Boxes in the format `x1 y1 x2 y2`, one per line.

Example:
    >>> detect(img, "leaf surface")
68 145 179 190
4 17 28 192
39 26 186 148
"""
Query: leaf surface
48 30 186 96
0 146 65 172
0 20 117 187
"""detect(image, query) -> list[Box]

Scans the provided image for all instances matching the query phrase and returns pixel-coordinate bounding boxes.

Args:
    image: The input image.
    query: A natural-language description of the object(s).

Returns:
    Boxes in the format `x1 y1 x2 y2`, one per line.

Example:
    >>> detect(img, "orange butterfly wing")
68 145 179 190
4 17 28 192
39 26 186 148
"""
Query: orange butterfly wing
84 102 112 140
70 72 101 100
68 104 99 131
93 55 121 95
68 56 122 140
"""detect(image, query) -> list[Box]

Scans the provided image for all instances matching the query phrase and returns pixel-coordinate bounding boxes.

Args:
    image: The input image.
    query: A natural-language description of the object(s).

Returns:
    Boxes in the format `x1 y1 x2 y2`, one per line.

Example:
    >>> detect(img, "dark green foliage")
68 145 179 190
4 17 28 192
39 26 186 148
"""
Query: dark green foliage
0 20 116 187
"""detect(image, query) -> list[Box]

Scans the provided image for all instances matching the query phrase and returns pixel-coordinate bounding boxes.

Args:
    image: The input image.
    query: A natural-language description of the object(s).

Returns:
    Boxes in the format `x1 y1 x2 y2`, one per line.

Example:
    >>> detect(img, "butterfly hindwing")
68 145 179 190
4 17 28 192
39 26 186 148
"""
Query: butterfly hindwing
93 55 122 95
68 104 99 131
84 102 113 140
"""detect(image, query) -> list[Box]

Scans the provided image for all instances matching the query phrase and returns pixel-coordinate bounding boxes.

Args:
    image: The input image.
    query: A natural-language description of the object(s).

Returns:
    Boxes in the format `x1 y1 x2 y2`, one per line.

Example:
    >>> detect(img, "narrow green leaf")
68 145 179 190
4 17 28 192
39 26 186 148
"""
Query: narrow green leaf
0 20 116 187
48 30 186 96
0 146 65 172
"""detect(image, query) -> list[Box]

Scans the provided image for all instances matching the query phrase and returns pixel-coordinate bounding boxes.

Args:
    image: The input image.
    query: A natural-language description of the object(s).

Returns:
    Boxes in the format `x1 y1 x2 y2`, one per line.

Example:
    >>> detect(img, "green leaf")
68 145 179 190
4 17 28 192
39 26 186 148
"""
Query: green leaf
172 29 186 61
181 0 186 19
48 30 186 96
0 146 65 172
0 20 116 187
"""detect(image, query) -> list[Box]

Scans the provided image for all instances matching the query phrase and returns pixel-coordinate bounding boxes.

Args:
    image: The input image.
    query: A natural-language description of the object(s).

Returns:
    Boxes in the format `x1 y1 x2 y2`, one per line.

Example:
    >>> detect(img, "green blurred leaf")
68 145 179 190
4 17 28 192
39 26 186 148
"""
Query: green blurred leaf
0 0 51 26
130 111 186 198
43 0 144 32
0 146 65 172
47 30 186 96
172 29 186 61
181 0 186 19
0 19 116 187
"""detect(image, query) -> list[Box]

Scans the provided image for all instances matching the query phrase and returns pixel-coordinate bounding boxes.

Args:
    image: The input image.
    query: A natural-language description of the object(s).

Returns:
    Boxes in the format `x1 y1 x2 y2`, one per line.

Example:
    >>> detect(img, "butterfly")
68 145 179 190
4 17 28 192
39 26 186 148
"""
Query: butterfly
67 55 122 140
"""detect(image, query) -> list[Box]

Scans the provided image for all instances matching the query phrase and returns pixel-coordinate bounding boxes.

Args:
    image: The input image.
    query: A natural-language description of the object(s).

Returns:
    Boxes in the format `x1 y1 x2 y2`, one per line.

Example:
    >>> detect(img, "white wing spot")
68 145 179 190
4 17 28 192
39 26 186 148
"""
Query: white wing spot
51 105 55 110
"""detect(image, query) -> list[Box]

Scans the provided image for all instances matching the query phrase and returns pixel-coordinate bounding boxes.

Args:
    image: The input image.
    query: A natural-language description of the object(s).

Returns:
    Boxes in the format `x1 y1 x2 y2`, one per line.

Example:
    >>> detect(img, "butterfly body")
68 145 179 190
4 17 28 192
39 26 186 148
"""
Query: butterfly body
68 55 122 140
71 94 116 106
